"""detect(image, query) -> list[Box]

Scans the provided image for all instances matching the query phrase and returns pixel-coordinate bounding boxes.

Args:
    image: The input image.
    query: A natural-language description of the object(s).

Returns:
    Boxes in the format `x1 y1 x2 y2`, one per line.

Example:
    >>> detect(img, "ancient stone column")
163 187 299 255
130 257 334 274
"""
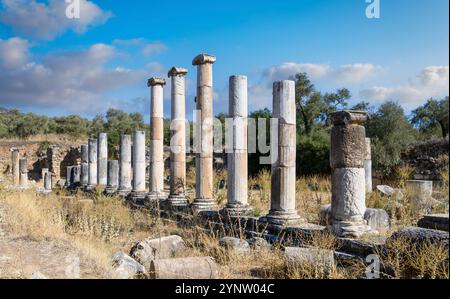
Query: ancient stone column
192 53 216 211
168 67 188 208
44 170 52 192
80 144 89 187
97 133 108 187
364 138 373 194
66 166 73 189
264 81 300 226
147 77 167 200
72 165 81 188
118 134 132 196
87 138 98 191
11 148 20 186
224 75 250 215
19 157 28 189
105 160 119 195
329 111 372 238
131 131 146 199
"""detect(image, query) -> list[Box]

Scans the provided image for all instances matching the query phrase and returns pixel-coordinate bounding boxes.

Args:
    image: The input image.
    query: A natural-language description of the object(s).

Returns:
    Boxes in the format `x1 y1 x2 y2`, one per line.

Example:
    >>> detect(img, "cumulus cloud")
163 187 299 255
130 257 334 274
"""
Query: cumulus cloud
0 37 152 113
262 62 380 84
360 65 449 110
0 0 112 40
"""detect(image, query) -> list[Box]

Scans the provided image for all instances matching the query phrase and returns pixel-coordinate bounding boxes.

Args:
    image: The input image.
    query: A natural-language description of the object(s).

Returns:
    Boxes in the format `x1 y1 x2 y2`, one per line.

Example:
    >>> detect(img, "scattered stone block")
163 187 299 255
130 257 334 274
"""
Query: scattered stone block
418 214 449 232
130 235 186 268
111 252 146 279
150 256 218 279
319 204 389 233
247 237 271 251
219 237 250 254
283 247 334 276
387 226 449 249
364 208 390 233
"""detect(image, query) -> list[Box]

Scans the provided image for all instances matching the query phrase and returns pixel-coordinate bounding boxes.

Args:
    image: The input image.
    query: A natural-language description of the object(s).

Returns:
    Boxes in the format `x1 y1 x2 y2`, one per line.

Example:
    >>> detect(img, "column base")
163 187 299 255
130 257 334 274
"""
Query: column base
191 198 216 213
221 204 253 217
260 210 302 226
328 220 377 239
167 194 188 208
117 189 132 198
104 186 118 196
84 185 97 192
146 191 168 201
127 191 148 206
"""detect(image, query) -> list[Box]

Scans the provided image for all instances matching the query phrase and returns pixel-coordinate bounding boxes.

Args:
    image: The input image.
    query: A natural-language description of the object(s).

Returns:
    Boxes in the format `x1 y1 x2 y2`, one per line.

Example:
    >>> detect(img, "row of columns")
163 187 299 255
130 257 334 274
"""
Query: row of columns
60 53 375 238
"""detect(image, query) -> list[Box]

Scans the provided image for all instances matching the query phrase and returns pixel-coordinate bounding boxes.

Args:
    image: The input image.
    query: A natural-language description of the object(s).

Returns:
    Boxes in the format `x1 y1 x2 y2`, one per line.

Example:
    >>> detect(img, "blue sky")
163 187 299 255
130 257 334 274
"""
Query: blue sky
0 0 448 121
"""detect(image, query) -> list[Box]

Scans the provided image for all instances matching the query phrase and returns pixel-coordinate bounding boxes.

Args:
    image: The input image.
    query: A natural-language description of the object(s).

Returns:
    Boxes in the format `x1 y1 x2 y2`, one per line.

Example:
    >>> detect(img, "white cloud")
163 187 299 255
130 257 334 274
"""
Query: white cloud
0 37 149 113
360 65 449 110
262 62 380 84
0 0 112 40
0 37 29 69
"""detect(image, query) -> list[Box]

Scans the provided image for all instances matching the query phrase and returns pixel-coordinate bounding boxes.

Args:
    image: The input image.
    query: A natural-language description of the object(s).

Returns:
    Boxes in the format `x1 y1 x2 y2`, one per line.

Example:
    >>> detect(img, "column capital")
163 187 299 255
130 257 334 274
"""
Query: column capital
168 67 188 78
148 77 166 87
329 110 368 126
192 53 216 66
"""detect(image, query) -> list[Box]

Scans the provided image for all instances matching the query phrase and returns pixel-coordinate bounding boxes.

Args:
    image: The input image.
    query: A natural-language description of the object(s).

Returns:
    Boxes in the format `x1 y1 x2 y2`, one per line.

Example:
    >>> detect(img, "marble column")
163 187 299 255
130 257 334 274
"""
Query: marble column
105 160 119 195
264 80 300 226
97 133 108 187
224 75 251 215
80 144 89 187
364 138 373 194
19 157 28 189
87 138 98 191
329 111 372 238
118 134 132 196
44 170 52 192
11 148 20 186
168 67 188 208
72 165 81 188
147 77 167 200
192 53 216 211
130 131 146 199
66 166 73 189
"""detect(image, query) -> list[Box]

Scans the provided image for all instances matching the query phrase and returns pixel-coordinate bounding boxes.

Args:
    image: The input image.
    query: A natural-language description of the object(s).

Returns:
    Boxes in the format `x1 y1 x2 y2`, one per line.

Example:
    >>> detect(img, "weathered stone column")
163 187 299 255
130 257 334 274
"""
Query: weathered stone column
329 111 372 238
97 133 108 187
105 160 119 195
168 67 188 208
130 131 147 200
19 157 28 189
72 165 81 188
80 144 89 187
264 81 300 226
224 75 250 215
364 138 373 194
118 134 132 196
44 169 52 192
11 148 20 186
66 166 73 189
147 77 167 200
87 138 98 191
192 53 216 211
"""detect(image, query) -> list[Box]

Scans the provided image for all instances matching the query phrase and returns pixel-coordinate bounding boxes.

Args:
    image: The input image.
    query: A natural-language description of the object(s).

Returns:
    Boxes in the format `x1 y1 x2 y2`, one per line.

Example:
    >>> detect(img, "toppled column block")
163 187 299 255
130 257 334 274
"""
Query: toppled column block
150 256 219 279
418 214 449 232
111 252 146 279
130 235 186 268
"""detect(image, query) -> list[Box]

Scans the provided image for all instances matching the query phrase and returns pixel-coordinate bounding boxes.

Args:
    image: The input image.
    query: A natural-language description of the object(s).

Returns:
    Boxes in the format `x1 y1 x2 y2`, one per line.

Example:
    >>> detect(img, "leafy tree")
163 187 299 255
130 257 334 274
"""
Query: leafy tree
366 101 417 178
411 97 449 138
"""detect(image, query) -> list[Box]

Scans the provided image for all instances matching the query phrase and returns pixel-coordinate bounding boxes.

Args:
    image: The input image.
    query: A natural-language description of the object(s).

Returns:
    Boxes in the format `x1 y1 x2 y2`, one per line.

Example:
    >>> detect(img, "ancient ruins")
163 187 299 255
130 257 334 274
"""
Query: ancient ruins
5 53 448 266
